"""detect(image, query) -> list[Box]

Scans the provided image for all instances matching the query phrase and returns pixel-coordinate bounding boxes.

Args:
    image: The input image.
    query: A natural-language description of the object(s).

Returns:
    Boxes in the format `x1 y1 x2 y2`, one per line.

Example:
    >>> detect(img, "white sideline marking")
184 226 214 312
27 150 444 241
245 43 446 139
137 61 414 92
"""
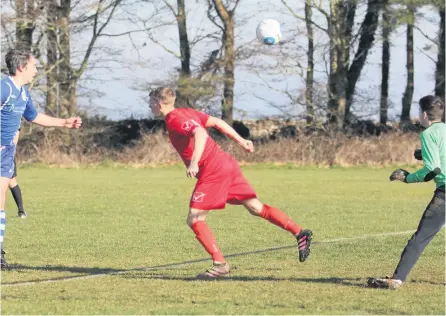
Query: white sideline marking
1 230 417 287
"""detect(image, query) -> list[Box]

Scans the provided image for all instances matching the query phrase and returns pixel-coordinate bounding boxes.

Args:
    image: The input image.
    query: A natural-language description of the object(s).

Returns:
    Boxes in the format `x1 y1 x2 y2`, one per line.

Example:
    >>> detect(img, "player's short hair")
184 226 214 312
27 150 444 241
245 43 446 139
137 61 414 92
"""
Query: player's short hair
5 48 33 76
149 87 176 105
419 95 445 121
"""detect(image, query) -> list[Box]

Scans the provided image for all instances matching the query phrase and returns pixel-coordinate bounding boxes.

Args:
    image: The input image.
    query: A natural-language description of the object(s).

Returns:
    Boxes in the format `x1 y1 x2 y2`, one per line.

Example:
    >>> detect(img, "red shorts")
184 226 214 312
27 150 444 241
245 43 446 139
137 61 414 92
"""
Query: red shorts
190 153 257 210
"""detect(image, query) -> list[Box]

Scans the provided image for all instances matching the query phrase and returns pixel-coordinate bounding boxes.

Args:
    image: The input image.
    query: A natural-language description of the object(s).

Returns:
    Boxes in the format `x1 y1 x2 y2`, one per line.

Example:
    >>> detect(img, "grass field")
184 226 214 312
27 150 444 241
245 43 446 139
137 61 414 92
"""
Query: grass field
1 165 444 315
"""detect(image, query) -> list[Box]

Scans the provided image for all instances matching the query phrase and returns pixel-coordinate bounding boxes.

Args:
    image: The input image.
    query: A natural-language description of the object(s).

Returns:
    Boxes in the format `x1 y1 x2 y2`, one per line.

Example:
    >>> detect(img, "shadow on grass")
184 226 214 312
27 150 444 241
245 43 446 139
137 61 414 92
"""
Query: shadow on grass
124 273 446 288
122 273 367 288
406 279 446 286
7 264 123 274
2 264 124 286
3 263 444 289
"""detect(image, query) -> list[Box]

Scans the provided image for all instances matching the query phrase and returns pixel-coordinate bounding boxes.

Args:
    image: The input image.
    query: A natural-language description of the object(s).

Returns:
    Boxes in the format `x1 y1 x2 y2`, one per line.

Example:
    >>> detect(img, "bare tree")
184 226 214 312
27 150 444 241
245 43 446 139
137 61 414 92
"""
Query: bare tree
380 1 391 125
304 0 315 124
327 2 339 126
435 5 445 98
207 0 241 125
401 4 415 124
3 0 127 116
320 0 384 127
127 1 224 110
162 0 192 107
15 0 38 49
280 0 315 124
46 0 58 115
176 0 191 77
345 0 385 123
54 0 123 116
327 0 354 128
58 0 74 116
278 0 383 127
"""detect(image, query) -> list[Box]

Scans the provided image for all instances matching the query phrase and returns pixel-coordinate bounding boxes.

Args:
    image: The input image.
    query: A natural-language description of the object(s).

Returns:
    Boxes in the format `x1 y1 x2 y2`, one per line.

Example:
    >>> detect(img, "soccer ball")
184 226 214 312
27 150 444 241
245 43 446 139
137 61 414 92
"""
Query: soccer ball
256 19 282 45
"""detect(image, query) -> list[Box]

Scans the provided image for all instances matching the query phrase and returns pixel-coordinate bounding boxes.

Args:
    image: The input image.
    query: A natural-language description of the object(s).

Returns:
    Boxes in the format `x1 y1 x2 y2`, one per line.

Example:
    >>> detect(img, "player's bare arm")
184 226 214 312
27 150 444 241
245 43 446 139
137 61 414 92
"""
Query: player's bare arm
187 127 208 178
205 116 254 153
32 113 82 129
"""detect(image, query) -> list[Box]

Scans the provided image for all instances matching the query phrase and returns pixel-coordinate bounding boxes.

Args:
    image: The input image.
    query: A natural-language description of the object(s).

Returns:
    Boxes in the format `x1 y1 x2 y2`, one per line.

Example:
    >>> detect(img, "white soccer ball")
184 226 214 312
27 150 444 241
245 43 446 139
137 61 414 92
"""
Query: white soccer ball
256 19 282 45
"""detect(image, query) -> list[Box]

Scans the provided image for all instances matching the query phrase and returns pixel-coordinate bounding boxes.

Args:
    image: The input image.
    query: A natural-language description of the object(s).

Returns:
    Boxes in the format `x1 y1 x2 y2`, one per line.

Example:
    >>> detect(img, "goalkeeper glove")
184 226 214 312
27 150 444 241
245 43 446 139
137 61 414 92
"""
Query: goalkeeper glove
389 169 410 182
414 149 422 161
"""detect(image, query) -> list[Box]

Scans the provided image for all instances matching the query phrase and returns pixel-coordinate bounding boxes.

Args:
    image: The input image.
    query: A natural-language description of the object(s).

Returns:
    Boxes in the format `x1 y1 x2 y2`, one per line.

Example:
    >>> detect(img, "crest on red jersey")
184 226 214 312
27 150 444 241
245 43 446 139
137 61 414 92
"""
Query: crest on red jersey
181 121 192 131
181 119 200 132
192 192 206 202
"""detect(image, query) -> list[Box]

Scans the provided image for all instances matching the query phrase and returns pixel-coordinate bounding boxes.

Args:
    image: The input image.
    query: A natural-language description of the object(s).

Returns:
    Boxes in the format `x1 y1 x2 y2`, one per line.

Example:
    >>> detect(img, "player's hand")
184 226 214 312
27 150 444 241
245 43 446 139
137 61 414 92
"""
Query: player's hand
414 149 422 161
65 117 82 129
389 169 409 182
187 162 199 178
240 139 254 153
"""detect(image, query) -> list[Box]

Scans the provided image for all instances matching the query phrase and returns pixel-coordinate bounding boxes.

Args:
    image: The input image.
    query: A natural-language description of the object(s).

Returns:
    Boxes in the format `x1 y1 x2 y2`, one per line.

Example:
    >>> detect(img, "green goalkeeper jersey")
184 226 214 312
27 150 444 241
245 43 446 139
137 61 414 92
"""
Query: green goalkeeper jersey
406 122 445 188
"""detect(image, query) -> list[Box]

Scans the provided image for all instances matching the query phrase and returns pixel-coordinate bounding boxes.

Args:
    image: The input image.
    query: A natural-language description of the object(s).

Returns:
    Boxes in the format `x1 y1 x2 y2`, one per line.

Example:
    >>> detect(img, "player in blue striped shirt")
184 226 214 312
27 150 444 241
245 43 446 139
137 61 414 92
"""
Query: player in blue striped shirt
1 48 82 270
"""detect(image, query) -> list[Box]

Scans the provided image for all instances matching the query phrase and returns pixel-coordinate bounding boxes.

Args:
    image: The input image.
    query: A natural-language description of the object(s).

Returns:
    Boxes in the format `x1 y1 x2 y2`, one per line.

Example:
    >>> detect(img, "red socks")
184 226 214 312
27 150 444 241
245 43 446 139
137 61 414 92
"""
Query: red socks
259 204 302 235
191 205 300 262
191 221 225 263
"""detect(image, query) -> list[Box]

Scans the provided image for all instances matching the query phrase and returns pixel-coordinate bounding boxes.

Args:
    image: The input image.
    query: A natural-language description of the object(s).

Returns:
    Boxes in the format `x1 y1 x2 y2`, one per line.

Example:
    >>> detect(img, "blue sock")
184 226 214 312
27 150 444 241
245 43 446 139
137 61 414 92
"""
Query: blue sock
0 210 5 251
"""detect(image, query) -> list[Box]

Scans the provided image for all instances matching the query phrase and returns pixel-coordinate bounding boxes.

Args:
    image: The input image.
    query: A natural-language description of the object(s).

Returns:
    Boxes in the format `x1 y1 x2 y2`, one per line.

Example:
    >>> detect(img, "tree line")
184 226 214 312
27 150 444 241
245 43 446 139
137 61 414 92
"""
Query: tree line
1 0 444 129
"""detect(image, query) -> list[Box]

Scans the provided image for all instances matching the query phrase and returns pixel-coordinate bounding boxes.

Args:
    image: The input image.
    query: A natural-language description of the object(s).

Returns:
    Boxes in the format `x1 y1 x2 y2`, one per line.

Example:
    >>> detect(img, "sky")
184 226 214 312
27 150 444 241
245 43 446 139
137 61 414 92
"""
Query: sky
1 0 442 122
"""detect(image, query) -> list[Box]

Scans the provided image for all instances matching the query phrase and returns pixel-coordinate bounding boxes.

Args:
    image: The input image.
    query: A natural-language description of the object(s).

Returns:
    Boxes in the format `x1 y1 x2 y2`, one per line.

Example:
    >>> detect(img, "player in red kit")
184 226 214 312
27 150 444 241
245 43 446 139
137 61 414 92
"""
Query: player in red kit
149 87 313 279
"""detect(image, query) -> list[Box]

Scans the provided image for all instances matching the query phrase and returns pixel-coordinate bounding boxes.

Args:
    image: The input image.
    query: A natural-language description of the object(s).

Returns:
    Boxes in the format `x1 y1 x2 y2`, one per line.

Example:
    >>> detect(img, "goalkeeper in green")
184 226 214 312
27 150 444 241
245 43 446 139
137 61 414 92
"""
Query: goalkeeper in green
368 95 445 289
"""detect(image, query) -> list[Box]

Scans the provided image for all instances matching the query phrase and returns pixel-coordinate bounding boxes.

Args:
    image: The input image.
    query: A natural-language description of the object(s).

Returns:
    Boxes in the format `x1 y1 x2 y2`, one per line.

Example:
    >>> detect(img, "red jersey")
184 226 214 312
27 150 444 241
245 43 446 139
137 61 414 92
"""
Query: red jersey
165 108 224 167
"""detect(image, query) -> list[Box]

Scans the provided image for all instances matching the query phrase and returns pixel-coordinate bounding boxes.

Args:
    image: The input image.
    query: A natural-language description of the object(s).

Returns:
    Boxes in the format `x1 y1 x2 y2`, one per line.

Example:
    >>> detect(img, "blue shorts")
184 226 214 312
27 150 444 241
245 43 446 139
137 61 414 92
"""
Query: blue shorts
1 145 16 179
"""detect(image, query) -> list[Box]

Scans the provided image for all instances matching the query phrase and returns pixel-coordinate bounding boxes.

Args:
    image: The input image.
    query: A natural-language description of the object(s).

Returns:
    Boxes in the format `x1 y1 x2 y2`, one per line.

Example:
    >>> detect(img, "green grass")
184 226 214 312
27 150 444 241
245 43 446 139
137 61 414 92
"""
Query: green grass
1 166 444 314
